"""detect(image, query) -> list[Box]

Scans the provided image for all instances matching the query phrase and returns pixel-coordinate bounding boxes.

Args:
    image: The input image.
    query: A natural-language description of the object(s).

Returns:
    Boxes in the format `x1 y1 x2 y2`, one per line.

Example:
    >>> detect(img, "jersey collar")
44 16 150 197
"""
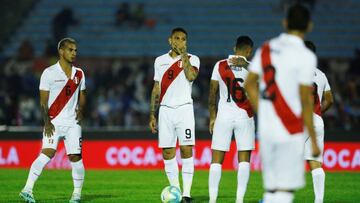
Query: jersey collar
56 61 76 79
279 33 304 46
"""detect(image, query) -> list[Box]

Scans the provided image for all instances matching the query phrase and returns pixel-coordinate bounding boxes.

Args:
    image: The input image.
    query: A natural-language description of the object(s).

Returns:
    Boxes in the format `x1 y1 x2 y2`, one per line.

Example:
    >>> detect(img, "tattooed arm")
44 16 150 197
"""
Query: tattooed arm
76 90 86 125
181 53 199 82
40 90 55 137
208 80 219 134
149 81 160 134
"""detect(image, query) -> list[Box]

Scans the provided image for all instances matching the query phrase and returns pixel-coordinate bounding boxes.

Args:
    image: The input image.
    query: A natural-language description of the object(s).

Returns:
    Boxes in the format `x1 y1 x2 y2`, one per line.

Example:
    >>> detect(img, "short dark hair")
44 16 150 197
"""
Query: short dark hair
236 36 253 50
171 27 188 36
286 4 311 31
58 37 76 50
304 40 316 53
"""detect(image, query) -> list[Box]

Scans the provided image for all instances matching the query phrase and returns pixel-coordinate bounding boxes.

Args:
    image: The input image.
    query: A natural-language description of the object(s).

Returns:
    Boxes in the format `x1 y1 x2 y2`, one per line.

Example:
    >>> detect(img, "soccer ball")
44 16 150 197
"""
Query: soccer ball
160 186 182 203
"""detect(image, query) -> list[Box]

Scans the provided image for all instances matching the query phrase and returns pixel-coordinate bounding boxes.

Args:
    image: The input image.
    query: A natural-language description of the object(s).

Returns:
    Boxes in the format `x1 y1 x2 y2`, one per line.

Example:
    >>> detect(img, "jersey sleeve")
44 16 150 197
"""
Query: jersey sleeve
190 55 200 70
153 57 160 81
248 48 262 75
298 52 317 86
39 69 51 91
80 70 86 90
211 62 220 81
323 73 331 91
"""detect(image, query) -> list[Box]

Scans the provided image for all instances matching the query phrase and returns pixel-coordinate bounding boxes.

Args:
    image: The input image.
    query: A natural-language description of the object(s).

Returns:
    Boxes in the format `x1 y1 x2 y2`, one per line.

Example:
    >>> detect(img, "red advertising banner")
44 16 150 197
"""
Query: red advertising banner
0 140 359 171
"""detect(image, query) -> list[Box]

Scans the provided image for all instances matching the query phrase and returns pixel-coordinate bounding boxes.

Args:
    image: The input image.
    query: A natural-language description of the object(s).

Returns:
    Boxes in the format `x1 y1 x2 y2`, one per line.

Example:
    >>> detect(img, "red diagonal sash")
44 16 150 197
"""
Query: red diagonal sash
261 43 303 134
48 70 83 120
218 60 253 117
159 56 195 103
312 83 322 116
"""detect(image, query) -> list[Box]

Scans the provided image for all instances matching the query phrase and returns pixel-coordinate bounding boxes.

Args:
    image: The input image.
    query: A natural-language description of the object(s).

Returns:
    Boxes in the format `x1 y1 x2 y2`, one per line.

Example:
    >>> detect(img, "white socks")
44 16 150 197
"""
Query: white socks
24 153 51 191
70 159 85 195
209 163 222 202
312 168 325 203
181 157 194 197
263 192 276 203
236 162 250 202
164 157 180 188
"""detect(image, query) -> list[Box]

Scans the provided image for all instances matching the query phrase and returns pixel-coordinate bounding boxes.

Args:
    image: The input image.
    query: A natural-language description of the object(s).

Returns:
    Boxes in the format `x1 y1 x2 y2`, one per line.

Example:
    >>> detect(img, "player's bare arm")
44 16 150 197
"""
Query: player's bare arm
76 90 86 125
321 90 333 114
244 72 259 113
176 45 198 82
300 85 320 157
228 56 249 68
208 80 219 134
149 81 160 134
40 90 54 137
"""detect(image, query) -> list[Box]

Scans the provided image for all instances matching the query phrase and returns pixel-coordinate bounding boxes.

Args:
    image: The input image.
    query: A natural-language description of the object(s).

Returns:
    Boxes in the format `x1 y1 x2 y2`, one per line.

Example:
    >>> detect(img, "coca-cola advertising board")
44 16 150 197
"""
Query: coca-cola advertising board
0 140 359 171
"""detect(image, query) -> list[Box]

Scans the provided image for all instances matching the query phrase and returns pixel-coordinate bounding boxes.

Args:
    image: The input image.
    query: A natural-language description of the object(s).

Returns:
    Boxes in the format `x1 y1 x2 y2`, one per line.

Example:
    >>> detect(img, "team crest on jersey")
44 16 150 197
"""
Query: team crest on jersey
178 61 183 68
73 77 79 84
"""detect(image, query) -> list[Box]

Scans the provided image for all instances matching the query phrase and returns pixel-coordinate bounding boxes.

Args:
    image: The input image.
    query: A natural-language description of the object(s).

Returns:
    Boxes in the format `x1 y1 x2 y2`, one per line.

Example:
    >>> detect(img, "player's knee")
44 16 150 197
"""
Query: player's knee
211 150 225 164
41 148 56 159
180 146 193 158
162 148 176 160
68 154 82 162
238 151 251 162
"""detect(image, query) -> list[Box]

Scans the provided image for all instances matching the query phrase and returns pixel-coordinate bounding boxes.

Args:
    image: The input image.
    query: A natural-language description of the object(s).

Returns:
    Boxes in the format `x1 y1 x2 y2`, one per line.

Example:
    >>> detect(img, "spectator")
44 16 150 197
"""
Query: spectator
52 7 79 42
115 2 131 27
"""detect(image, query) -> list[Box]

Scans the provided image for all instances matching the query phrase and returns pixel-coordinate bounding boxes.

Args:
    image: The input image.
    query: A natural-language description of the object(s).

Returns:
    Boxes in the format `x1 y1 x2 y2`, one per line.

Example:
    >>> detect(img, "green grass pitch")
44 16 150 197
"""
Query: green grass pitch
0 169 359 202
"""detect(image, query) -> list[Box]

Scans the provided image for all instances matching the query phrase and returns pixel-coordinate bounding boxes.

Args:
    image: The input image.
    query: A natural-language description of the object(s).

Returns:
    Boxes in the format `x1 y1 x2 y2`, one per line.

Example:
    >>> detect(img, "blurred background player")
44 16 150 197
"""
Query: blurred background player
19 38 86 203
208 36 255 203
244 4 320 203
149 27 200 203
304 40 334 203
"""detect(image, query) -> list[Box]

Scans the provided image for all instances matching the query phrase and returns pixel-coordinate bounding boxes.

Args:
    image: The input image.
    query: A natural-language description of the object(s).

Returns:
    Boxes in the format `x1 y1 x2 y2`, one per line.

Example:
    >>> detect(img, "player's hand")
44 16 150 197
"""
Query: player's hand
174 44 187 55
44 121 55 137
149 115 157 134
209 118 215 134
311 142 321 157
76 109 84 125
229 57 248 67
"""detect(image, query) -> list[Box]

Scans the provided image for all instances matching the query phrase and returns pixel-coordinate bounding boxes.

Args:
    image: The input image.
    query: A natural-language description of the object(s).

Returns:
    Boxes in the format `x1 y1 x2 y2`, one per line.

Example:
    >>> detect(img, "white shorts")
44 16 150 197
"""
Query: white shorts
304 125 324 163
260 134 305 190
211 115 255 152
42 124 82 155
158 104 195 148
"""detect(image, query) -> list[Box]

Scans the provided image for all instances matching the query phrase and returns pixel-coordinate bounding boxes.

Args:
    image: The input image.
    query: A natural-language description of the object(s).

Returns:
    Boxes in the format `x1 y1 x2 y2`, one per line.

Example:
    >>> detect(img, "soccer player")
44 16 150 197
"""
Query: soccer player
20 38 86 203
149 27 200 203
244 4 320 203
304 40 334 203
208 36 255 203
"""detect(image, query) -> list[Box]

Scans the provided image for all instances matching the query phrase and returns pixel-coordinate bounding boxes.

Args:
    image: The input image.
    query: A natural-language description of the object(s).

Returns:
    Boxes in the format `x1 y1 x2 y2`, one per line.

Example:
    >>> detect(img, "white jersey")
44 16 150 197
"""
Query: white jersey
211 56 253 118
248 33 316 140
154 51 200 108
39 62 86 126
313 68 331 127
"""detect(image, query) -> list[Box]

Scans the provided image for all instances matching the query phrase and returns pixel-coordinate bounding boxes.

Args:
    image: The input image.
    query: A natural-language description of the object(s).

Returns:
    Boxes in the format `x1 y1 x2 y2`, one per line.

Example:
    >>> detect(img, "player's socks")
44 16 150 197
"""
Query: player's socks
208 163 222 202
24 153 51 191
181 157 194 197
312 168 325 203
236 162 250 203
274 191 293 203
263 192 275 203
70 159 85 196
164 157 180 188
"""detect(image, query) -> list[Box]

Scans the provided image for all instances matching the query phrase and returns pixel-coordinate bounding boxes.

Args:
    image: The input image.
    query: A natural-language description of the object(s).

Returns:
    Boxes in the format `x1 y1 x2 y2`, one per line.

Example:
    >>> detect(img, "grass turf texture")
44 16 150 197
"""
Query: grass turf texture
0 169 359 203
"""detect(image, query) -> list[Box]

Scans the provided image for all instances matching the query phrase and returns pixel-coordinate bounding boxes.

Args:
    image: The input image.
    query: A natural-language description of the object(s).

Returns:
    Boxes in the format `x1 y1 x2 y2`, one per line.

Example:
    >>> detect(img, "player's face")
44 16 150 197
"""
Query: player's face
169 31 187 54
60 43 77 63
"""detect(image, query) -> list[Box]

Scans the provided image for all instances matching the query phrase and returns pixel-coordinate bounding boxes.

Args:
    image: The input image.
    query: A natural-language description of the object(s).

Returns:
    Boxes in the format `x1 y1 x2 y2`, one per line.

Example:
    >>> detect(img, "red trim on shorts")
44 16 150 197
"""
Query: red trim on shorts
48 70 83 120
218 60 253 117
261 43 303 134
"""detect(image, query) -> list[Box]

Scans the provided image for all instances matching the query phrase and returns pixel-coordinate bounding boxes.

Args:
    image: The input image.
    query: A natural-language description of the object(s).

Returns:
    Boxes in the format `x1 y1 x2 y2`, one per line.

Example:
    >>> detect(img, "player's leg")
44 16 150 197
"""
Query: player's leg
259 133 276 203
177 105 196 202
159 106 180 189
64 124 84 203
208 114 232 203
234 118 255 203
20 126 61 202
304 125 325 203
273 135 306 203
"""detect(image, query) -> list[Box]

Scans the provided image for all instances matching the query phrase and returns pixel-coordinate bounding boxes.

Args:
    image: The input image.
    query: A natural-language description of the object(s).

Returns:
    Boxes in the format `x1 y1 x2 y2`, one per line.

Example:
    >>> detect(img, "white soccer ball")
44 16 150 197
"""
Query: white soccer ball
160 186 182 203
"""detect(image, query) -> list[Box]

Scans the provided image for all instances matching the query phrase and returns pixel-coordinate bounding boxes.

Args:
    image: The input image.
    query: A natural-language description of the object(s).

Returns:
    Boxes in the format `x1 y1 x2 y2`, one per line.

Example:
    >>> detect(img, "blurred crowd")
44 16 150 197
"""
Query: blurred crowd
1 40 359 131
